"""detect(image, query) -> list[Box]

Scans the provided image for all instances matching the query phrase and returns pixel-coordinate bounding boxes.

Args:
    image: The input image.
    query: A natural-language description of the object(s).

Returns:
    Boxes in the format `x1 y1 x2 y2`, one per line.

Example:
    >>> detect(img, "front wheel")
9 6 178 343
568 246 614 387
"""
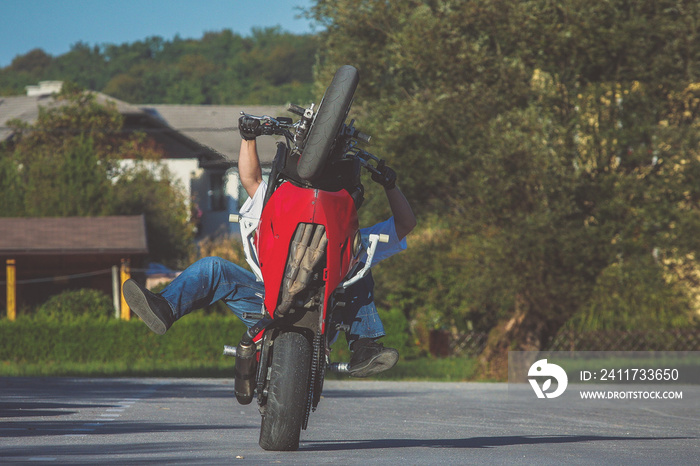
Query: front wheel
258 331 312 451
297 65 359 182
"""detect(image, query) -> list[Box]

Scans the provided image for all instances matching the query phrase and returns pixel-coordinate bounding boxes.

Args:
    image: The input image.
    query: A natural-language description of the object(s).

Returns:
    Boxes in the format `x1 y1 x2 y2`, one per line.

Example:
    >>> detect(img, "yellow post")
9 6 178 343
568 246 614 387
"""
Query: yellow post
120 258 131 320
6 259 16 321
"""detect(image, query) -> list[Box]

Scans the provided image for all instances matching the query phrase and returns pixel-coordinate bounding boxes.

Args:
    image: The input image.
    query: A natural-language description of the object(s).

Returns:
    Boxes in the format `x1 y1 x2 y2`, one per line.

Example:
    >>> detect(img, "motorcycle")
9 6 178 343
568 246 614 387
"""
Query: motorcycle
224 65 392 451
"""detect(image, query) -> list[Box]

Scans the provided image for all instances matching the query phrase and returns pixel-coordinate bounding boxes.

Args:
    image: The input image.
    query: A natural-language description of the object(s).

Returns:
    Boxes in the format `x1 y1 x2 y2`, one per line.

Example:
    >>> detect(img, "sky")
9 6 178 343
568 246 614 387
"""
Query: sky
0 0 318 67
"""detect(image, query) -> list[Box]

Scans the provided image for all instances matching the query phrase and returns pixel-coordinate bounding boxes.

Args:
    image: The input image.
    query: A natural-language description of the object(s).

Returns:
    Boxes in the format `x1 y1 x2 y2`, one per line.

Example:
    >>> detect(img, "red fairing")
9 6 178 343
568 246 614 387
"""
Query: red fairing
255 182 359 328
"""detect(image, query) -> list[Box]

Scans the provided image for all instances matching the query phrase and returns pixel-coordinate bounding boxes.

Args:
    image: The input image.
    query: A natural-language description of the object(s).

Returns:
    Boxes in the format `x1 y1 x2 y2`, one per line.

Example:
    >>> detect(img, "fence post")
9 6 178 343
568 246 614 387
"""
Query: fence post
6 259 16 321
111 265 120 319
120 259 131 320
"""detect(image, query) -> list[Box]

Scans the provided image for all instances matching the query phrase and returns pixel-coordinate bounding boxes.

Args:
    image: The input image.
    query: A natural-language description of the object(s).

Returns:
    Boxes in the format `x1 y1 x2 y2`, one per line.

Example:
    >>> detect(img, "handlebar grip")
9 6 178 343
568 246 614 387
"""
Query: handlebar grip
357 131 371 144
288 103 306 116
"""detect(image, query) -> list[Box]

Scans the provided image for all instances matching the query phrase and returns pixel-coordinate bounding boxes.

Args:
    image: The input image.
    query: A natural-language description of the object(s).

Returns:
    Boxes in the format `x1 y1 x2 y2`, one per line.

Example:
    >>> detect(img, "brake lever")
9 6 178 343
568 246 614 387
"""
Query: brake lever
353 149 383 175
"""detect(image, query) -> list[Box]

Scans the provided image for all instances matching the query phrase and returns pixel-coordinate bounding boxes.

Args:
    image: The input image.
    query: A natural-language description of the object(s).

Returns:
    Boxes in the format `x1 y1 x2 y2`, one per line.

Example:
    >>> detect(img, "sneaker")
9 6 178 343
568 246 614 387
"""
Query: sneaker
348 338 399 378
123 279 175 335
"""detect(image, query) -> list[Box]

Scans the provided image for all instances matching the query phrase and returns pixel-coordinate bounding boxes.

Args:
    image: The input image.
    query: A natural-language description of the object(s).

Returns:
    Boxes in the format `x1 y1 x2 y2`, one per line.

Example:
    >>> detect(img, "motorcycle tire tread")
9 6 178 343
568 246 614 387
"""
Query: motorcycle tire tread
297 65 359 182
258 331 313 451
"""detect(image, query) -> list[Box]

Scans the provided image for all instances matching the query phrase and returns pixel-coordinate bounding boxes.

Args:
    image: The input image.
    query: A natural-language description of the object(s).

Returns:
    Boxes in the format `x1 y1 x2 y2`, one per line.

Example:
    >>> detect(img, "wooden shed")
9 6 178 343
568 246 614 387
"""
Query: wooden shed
0 215 148 317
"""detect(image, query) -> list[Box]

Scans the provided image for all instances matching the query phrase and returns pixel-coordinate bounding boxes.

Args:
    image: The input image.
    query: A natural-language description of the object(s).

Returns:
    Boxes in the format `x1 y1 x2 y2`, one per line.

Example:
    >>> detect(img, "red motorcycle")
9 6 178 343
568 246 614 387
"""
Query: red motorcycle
226 65 390 451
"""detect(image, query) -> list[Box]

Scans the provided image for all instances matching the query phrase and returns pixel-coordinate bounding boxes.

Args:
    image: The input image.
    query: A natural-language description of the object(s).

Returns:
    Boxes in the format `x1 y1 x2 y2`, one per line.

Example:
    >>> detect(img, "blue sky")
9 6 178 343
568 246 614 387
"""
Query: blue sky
0 0 317 67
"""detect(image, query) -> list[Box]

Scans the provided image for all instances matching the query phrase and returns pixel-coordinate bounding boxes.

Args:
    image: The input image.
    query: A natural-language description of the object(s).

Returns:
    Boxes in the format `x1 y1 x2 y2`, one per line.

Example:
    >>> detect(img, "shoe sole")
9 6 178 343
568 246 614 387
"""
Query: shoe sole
123 280 168 335
348 349 399 378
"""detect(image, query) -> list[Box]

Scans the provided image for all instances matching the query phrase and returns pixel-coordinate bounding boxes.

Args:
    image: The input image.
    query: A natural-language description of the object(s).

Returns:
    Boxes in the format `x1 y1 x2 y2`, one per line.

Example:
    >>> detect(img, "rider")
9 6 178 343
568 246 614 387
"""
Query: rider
124 116 416 377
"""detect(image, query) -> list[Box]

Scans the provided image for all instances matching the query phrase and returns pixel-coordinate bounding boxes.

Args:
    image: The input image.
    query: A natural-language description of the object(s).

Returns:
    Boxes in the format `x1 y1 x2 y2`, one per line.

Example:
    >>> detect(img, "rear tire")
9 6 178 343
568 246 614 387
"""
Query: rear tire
258 331 312 451
297 65 359 182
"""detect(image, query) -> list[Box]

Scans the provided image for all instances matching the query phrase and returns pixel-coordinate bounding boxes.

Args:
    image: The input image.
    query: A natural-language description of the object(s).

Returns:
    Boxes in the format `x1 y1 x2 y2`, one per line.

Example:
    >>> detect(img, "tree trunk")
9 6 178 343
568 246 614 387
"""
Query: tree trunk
478 294 549 381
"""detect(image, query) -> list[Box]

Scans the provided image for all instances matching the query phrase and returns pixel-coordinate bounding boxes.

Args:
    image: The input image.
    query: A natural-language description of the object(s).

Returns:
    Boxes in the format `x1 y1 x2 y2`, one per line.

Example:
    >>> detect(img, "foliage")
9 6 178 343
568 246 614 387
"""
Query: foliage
35 289 114 321
192 233 247 265
109 166 193 268
0 85 194 266
564 256 695 332
373 217 504 336
309 0 700 372
1 82 121 217
0 28 316 105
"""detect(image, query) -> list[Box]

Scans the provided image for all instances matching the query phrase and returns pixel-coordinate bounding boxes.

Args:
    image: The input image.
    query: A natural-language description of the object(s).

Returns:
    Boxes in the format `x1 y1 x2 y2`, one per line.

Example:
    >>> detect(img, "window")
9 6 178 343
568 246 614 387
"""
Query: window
209 173 226 211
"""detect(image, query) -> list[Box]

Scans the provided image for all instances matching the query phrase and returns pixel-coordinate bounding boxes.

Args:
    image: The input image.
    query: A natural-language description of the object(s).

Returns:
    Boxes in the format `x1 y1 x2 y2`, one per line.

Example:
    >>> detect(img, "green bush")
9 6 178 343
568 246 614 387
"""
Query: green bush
35 288 114 321
379 307 420 359
564 256 695 332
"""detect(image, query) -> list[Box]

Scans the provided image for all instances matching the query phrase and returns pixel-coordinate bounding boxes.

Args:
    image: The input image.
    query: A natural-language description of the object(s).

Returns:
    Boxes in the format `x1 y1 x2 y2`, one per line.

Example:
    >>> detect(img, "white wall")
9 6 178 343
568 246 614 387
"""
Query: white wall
117 159 252 240
118 158 199 203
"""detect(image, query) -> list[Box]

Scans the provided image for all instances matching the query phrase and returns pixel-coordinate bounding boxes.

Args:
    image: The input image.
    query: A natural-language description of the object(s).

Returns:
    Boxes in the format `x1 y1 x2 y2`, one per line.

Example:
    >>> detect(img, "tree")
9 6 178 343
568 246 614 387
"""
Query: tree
309 0 700 376
0 28 317 106
0 83 193 267
109 165 193 268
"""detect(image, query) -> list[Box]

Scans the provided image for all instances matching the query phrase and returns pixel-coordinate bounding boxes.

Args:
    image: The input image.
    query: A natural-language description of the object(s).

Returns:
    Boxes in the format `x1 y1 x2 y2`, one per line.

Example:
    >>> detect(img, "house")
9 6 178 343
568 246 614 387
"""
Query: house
139 103 286 237
0 81 286 238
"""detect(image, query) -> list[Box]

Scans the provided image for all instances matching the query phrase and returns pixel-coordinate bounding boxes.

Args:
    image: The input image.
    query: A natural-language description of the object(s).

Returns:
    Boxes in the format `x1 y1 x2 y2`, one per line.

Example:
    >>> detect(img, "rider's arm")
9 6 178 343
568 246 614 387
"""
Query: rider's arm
239 139 263 198
372 161 416 240
385 186 416 240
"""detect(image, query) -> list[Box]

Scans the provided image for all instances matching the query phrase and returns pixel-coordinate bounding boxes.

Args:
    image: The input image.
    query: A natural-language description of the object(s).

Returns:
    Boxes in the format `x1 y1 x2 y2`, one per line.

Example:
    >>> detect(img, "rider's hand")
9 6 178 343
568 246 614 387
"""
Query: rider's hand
372 160 397 190
239 116 262 140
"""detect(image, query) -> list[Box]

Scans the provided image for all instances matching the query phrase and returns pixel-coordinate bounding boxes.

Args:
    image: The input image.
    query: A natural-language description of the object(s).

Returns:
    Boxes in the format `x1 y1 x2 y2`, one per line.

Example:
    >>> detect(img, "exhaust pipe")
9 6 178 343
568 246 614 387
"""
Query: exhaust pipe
233 332 257 405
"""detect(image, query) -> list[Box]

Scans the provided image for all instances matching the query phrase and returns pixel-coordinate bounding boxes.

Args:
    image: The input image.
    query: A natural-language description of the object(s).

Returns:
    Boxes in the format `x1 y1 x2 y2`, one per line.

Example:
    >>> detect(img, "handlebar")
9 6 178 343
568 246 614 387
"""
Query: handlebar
240 112 294 138
241 106 385 175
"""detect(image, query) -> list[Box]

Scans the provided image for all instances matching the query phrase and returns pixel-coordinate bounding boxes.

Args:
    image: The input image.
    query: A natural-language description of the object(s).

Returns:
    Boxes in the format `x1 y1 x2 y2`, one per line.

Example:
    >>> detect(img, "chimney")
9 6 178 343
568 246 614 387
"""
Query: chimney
25 81 63 97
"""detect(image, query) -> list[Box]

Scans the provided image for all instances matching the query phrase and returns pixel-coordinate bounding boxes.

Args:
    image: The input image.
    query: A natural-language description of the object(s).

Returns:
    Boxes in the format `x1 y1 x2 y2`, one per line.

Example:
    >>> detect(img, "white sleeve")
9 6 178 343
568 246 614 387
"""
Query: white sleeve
239 181 268 221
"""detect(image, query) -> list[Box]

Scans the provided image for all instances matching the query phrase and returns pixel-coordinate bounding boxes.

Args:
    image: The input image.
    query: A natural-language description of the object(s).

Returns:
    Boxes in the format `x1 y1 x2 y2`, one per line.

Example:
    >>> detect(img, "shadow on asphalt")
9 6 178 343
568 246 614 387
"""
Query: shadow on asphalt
300 434 695 451
0 401 113 418
321 388 419 399
0 420 255 438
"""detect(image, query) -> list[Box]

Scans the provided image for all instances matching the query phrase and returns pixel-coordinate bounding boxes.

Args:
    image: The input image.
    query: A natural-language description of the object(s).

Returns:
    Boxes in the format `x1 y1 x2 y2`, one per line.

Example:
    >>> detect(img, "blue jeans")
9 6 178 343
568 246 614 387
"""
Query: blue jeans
160 257 385 344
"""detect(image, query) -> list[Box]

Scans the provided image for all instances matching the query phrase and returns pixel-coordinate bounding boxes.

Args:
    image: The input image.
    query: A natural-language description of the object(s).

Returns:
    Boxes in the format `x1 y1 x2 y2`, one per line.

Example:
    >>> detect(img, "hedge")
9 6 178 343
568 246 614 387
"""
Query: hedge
0 314 248 373
0 306 429 378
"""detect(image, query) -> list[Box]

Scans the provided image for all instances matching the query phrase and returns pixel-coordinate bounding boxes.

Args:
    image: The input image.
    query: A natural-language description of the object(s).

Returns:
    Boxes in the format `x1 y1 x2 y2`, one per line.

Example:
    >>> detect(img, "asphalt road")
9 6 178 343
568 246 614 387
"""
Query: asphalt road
1 377 698 465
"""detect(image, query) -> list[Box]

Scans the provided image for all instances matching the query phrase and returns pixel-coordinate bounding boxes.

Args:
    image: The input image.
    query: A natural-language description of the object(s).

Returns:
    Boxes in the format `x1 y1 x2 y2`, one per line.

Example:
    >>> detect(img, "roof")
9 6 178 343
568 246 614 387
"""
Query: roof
0 92 151 141
142 104 287 165
0 92 228 167
0 85 289 167
0 94 44 142
0 215 148 255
